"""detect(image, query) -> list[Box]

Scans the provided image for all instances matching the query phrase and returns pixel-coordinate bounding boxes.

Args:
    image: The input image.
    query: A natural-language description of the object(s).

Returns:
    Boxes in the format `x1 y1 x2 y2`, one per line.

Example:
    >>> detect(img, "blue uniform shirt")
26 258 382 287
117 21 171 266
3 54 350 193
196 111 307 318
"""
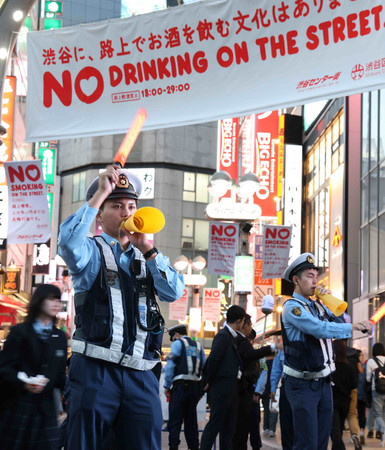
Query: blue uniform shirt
58 202 184 301
270 350 285 393
282 292 352 341
164 337 206 388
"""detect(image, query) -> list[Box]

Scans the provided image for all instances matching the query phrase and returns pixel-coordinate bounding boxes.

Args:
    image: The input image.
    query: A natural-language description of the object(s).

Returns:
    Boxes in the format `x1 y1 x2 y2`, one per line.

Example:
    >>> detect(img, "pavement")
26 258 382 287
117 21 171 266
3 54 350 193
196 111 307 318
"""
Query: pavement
161 417 384 449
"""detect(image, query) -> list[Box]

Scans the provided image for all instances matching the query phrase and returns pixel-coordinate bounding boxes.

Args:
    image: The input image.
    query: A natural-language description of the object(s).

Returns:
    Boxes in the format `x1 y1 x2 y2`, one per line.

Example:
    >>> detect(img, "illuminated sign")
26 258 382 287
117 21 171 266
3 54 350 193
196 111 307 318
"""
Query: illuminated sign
1 268 21 294
39 146 56 185
234 255 254 293
371 303 385 324
332 225 342 247
47 192 54 223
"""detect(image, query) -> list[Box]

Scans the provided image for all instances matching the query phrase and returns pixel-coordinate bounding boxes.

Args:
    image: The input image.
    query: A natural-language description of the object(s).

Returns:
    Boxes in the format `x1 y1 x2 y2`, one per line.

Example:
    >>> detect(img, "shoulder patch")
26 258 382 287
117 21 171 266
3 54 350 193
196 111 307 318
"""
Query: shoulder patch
291 307 302 317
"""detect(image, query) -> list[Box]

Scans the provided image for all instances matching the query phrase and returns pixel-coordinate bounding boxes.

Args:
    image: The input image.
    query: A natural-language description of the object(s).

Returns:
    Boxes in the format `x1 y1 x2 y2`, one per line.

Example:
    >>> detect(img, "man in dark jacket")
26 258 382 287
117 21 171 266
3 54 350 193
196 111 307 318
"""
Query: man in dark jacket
200 305 246 450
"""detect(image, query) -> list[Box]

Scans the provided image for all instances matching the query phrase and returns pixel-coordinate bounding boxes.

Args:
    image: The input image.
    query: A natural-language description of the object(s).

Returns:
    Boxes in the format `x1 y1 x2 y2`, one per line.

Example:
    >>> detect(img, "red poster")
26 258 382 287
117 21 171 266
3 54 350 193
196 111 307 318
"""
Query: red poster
217 118 239 181
254 111 279 218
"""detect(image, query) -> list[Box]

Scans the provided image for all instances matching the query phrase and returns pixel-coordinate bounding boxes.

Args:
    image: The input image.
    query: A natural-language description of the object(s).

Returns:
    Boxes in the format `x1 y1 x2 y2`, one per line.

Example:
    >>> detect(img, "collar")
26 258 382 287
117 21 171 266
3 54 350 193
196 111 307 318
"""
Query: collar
33 319 53 337
237 331 246 338
225 324 238 338
101 232 133 254
292 291 313 304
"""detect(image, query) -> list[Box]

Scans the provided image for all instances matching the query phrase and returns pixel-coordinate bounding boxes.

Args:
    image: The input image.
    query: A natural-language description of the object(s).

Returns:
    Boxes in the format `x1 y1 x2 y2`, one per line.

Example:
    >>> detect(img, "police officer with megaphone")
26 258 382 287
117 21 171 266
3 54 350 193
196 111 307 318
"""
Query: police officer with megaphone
58 165 185 450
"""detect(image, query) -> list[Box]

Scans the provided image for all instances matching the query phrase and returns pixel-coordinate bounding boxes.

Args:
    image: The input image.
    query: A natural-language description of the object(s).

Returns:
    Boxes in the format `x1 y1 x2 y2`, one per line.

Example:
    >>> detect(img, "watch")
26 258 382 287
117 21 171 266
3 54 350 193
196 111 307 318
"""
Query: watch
143 247 158 260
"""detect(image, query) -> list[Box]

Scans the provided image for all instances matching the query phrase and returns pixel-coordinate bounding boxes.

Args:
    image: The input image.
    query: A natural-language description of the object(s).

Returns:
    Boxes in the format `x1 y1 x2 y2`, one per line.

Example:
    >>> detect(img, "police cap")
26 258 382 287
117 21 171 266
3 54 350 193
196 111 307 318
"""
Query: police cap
86 169 142 202
168 324 188 338
283 252 318 282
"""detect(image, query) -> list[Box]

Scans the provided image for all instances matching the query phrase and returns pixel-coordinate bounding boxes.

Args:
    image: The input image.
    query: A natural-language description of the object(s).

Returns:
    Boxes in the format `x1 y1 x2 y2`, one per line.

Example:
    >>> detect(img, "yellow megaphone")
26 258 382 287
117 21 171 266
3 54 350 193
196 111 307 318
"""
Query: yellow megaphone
315 287 347 317
121 207 165 234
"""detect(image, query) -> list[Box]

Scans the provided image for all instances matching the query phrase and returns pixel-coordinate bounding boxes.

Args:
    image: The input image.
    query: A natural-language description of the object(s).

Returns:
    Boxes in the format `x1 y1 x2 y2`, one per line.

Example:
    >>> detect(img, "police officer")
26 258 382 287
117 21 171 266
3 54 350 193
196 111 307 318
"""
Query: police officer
281 252 372 450
58 165 185 450
164 324 206 450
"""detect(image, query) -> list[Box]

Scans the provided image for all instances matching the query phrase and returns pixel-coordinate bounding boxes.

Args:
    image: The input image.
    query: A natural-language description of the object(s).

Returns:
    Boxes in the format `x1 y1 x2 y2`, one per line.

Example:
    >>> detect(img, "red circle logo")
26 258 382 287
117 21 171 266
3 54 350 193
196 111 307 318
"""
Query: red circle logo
351 64 364 80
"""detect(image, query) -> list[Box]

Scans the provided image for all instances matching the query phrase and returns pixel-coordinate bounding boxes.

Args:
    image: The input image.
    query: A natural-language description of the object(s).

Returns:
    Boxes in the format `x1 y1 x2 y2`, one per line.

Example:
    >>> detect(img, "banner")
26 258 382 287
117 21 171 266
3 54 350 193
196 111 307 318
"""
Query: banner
202 288 222 322
254 234 273 305
262 225 292 279
169 288 188 321
1 76 16 185
26 0 385 141
4 160 51 244
32 240 51 275
217 118 239 181
208 221 239 277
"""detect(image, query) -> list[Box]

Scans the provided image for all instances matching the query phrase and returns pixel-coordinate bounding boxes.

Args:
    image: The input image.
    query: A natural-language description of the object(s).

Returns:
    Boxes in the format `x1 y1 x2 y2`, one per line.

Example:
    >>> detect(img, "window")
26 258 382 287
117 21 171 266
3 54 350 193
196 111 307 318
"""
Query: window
181 218 209 251
362 92 370 176
72 171 86 203
183 172 212 203
370 90 379 170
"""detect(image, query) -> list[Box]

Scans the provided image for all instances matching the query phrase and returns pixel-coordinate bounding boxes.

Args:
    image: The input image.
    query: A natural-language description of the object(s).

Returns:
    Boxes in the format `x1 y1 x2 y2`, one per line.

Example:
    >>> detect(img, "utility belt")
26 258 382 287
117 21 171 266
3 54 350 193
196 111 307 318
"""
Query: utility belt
173 379 201 385
283 364 332 380
173 374 201 383
71 339 159 371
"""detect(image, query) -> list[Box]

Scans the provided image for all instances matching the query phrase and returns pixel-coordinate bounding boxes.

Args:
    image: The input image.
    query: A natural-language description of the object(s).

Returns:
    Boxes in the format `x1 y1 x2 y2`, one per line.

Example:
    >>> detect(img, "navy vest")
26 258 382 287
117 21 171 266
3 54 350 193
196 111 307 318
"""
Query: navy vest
281 298 335 375
73 236 163 371
172 337 203 382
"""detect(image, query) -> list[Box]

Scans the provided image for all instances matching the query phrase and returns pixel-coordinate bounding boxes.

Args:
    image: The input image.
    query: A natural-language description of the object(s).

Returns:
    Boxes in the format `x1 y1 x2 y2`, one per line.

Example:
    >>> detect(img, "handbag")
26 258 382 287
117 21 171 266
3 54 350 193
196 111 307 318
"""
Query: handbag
269 379 281 414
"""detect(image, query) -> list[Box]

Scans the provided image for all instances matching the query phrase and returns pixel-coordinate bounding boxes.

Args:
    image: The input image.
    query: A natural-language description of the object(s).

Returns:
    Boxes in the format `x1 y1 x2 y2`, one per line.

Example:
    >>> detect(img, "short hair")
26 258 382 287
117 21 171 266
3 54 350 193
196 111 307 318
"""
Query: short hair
248 329 256 340
226 305 246 324
372 342 385 357
243 314 252 327
25 284 62 324
292 267 319 280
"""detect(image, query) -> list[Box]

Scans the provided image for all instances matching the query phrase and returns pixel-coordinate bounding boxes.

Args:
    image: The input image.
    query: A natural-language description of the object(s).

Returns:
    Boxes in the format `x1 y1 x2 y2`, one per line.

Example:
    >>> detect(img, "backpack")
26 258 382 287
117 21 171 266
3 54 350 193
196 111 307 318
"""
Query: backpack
373 357 385 394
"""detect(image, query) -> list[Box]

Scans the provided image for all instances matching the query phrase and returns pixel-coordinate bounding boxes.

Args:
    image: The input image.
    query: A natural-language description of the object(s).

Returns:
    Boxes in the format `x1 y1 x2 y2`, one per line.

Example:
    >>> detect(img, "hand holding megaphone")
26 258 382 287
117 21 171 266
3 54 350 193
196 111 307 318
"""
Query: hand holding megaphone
315 286 347 317
120 207 165 234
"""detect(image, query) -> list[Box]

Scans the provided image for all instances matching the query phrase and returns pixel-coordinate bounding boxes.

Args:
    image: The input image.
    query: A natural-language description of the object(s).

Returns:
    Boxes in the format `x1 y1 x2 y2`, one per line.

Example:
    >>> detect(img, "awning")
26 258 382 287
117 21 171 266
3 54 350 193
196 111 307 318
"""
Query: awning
0 294 27 310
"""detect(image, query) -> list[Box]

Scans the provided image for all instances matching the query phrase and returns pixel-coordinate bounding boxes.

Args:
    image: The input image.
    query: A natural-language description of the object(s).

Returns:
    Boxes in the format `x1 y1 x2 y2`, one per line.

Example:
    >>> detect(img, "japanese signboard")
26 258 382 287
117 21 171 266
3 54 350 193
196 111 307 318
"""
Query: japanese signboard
217 118 239 182
169 288 188 321
1 76 16 185
202 288 222 322
38 145 56 185
1 268 21 294
254 234 273 304
262 225 292 279
208 222 239 277
32 240 51 275
4 160 52 244
26 0 385 141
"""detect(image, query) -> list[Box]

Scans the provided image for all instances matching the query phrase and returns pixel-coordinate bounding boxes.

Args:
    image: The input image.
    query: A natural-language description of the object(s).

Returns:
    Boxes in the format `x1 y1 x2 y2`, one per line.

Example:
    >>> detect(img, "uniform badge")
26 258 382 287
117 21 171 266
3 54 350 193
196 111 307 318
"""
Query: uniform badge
292 307 302 316
117 174 129 188
307 255 314 264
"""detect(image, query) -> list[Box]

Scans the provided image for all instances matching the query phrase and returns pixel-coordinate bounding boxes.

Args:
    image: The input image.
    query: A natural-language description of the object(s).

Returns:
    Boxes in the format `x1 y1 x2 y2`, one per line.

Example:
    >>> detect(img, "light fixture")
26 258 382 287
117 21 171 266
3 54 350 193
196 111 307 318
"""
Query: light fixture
0 48 8 60
208 171 232 198
173 255 189 272
8 259 16 269
13 10 24 22
191 255 206 272
236 172 259 199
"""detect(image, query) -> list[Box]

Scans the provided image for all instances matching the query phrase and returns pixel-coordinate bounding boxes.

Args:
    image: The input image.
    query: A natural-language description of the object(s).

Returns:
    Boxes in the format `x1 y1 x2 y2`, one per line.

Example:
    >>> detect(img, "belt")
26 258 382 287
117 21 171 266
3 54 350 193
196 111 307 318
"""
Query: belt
283 364 332 380
71 339 159 371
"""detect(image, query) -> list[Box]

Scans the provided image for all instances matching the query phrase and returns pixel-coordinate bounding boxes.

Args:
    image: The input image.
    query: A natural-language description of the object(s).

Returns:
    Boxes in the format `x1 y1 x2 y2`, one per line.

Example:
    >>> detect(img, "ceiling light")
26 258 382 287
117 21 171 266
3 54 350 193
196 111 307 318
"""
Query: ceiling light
13 10 24 22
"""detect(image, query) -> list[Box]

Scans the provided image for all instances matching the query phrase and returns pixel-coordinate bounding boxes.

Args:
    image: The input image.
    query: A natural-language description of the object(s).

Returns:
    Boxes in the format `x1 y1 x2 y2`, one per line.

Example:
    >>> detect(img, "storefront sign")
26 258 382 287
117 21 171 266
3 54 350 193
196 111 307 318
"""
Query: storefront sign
234 255 254 293
208 222 239 277
4 160 51 244
217 118 239 193
32 240 51 275
38 145 56 185
254 234 273 306
262 225 292 279
1 268 21 294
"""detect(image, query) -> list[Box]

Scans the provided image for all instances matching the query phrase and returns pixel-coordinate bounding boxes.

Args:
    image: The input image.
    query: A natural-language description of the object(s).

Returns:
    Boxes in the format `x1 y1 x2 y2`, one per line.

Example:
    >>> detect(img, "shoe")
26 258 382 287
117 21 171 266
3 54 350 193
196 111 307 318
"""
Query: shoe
263 429 269 436
351 434 362 450
269 430 275 437
360 432 365 445
377 431 382 440
367 431 373 438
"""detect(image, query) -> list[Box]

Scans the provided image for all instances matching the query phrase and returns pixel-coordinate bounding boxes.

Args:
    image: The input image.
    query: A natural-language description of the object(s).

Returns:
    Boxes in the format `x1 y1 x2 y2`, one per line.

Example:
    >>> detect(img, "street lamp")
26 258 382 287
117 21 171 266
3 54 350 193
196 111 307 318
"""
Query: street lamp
207 170 233 199
236 172 259 200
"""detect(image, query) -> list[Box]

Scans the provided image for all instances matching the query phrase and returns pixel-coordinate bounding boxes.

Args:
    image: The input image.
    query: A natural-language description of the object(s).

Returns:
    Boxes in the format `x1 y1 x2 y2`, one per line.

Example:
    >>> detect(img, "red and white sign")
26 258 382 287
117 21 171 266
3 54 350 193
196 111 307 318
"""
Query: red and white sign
202 288 222 322
26 0 385 141
1 76 16 186
254 111 279 218
169 288 188 321
217 118 239 181
262 225 292 279
208 221 239 277
4 161 51 244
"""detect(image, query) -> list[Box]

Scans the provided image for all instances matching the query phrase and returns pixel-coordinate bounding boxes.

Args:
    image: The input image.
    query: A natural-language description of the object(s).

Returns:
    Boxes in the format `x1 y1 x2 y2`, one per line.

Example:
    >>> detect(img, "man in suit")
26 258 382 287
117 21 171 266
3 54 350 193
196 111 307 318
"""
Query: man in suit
200 305 246 450
233 314 277 450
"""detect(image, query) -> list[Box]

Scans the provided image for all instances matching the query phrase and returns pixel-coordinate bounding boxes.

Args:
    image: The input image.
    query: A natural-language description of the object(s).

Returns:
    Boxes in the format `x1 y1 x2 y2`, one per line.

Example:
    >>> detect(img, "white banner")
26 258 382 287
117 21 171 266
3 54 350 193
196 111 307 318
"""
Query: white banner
262 225 292 279
208 222 239 277
27 0 385 141
169 288 189 321
202 288 222 322
4 161 51 244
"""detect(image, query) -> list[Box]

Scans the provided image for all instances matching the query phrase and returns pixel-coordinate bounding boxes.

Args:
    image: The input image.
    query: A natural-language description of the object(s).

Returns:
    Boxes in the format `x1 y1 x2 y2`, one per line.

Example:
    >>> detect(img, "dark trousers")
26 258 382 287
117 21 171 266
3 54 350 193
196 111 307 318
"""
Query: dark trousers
201 381 238 450
285 376 333 450
249 400 262 450
357 399 367 430
233 382 253 450
168 381 201 449
330 401 349 450
64 355 162 450
279 379 294 450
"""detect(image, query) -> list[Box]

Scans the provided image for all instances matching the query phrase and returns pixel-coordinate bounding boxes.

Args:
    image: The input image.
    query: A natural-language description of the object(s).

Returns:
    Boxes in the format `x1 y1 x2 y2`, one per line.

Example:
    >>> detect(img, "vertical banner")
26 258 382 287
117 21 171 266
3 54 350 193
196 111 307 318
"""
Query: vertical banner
32 240 51 275
202 288 222 322
284 144 303 263
4 160 52 244
0 186 8 250
240 115 255 176
208 221 239 277
234 255 254 292
217 118 239 179
38 145 56 185
262 225 292 279
254 110 279 218
169 288 188 321
0 76 16 186
254 234 273 306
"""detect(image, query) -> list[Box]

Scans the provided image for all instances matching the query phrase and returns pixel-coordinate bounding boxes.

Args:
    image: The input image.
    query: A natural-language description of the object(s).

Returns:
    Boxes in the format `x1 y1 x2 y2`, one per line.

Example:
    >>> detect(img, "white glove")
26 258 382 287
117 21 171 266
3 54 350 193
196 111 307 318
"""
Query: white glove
352 320 372 333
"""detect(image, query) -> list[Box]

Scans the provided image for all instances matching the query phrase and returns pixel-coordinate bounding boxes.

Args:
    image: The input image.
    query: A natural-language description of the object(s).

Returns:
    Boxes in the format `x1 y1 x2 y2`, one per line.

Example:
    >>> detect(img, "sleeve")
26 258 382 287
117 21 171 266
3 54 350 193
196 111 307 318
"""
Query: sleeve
270 351 284 393
255 369 268 395
206 331 230 384
164 340 182 388
238 339 273 362
0 327 25 387
282 300 352 339
366 358 374 383
146 253 185 303
58 203 99 273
